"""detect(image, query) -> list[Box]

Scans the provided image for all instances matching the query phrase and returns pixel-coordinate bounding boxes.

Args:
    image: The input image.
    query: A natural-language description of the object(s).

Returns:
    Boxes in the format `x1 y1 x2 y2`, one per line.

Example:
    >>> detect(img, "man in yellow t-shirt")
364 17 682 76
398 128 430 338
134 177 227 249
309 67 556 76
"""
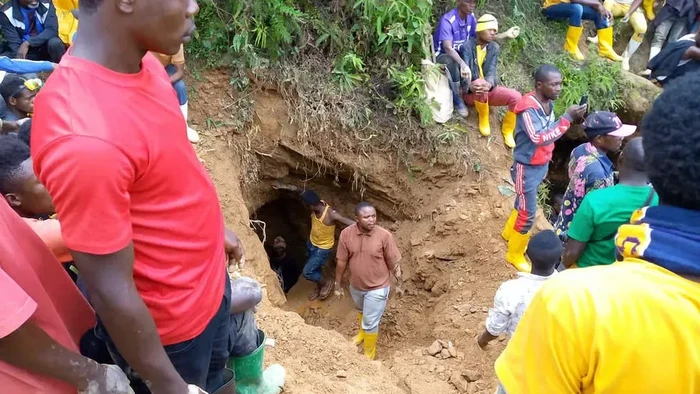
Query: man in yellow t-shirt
459 14 522 148
495 72 700 394
150 44 199 143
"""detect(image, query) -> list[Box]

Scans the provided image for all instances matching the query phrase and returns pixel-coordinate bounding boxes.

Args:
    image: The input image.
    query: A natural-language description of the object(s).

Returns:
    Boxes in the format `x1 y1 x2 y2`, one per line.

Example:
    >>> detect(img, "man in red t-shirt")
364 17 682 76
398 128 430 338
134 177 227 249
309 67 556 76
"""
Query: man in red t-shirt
30 0 244 393
0 199 131 394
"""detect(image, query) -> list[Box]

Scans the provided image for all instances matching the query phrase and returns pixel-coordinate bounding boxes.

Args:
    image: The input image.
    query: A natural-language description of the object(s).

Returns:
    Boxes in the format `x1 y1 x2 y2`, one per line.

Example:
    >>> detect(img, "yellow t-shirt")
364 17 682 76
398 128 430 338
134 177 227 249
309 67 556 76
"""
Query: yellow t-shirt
476 45 487 79
543 0 569 8
151 45 186 67
496 259 700 393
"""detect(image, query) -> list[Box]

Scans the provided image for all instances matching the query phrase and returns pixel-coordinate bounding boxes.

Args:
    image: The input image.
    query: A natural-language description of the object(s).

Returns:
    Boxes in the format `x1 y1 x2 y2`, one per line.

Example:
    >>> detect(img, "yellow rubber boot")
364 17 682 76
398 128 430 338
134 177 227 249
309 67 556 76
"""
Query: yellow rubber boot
353 312 365 346
501 110 517 149
501 209 518 241
363 332 378 360
505 232 532 272
643 0 655 20
597 27 623 62
564 25 585 61
474 100 491 137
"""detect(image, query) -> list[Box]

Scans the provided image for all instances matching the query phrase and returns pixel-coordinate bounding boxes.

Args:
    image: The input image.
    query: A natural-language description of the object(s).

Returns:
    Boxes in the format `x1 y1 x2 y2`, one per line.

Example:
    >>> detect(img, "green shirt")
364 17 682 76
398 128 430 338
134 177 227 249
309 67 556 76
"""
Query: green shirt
567 184 659 268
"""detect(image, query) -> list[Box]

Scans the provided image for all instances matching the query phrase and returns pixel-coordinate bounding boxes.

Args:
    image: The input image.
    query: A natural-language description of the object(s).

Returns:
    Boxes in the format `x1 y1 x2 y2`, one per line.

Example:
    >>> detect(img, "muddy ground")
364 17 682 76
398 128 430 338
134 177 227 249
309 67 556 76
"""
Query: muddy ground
187 69 554 394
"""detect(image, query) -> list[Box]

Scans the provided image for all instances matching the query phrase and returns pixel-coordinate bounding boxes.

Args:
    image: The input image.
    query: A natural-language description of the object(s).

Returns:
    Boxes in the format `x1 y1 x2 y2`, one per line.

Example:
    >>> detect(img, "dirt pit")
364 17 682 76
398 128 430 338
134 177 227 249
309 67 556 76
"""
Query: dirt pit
187 69 558 393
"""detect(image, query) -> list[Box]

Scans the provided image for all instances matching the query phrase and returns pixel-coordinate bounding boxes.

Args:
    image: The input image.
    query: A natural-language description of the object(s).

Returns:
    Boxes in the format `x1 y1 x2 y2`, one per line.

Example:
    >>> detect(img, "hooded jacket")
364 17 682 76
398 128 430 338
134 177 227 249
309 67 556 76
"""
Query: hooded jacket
513 93 572 166
0 0 58 55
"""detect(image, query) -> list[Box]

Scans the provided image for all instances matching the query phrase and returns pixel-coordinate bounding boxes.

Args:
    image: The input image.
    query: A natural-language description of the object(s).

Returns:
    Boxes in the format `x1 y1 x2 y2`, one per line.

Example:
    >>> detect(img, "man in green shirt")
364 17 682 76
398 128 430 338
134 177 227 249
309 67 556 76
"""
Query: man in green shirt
562 137 658 269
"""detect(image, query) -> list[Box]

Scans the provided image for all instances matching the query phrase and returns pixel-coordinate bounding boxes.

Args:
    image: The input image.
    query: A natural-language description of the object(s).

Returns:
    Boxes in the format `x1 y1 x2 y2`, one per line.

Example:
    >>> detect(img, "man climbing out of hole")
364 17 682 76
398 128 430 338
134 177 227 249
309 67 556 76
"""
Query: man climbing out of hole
503 64 586 272
334 202 402 360
562 137 658 269
31 0 247 390
267 236 299 294
542 0 623 61
272 181 356 300
460 14 522 148
553 111 636 241
494 70 700 394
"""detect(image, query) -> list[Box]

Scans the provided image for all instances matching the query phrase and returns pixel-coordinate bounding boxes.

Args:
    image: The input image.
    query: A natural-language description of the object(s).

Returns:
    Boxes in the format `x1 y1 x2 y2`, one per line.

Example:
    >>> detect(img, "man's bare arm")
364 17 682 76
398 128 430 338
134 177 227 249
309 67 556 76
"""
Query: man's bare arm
335 258 348 287
0 321 130 392
330 210 356 227
442 40 467 67
562 238 587 268
72 244 188 394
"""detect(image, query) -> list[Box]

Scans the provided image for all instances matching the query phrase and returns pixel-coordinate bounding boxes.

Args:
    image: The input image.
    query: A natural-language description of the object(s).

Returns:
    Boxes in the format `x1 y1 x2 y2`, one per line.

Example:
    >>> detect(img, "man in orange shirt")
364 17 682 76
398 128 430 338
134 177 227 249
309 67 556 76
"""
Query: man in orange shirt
151 44 199 143
0 198 131 393
334 202 402 360
0 135 71 264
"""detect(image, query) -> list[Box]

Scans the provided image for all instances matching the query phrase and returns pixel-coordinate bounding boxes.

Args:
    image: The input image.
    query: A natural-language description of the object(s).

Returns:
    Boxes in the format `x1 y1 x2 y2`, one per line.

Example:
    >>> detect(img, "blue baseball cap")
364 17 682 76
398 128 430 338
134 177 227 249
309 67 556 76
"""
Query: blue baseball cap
583 111 636 139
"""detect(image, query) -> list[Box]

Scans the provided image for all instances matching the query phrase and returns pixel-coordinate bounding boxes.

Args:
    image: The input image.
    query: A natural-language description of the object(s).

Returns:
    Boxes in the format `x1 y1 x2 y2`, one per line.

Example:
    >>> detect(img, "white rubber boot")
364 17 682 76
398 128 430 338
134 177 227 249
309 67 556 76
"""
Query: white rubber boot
622 38 642 72
641 46 661 76
180 102 200 143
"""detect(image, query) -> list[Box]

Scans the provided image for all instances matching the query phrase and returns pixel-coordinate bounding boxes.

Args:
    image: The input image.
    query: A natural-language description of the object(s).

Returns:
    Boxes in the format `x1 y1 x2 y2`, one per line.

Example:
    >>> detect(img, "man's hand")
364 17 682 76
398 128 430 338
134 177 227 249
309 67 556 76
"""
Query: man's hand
504 26 520 39
224 228 245 269
598 4 613 21
460 63 471 80
80 364 133 394
471 79 491 95
17 42 30 59
621 14 630 23
334 282 344 298
565 104 587 122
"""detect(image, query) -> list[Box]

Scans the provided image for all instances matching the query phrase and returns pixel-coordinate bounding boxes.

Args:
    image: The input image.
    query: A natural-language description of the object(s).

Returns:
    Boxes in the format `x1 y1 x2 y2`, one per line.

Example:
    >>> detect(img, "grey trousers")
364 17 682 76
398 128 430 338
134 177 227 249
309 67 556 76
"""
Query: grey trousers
350 285 390 333
652 18 686 49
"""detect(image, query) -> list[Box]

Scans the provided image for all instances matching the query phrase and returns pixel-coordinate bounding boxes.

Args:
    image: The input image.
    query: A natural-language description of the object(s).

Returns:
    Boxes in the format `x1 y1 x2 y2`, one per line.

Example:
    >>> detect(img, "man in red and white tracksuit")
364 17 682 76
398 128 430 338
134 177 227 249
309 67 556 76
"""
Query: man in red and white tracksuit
502 64 586 272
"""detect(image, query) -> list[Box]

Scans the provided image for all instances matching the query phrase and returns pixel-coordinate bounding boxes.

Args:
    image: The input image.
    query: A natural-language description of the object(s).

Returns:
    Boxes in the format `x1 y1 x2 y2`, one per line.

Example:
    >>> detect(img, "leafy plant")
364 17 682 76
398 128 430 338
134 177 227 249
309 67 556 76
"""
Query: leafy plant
389 66 433 125
332 53 369 91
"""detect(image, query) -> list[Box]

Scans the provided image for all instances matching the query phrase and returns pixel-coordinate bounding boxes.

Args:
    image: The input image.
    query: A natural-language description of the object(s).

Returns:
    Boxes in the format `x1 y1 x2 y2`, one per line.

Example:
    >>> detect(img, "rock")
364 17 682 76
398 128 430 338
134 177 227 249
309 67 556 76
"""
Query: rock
450 372 469 393
427 340 443 356
436 365 446 373
428 364 436 373
459 214 468 220
469 306 478 314
437 339 448 348
336 370 347 378
418 359 427 365
482 306 489 313
448 343 458 358
440 349 451 359
410 238 422 246
424 250 435 259
462 369 481 382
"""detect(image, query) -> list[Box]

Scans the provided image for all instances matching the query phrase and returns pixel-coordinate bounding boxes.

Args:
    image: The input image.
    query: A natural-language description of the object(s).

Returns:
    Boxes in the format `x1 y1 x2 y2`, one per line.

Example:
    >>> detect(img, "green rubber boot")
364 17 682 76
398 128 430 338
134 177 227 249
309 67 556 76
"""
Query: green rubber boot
227 330 286 394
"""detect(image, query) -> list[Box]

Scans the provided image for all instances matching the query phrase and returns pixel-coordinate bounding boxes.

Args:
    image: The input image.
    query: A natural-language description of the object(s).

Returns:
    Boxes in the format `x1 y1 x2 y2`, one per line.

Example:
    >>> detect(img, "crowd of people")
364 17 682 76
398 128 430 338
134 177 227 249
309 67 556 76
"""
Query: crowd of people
435 0 700 135
0 0 697 392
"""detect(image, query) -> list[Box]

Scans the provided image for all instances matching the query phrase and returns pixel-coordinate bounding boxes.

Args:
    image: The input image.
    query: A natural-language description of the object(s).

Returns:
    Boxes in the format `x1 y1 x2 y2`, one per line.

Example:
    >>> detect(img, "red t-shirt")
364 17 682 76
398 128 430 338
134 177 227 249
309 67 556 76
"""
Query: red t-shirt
31 52 226 345
0 200 95 393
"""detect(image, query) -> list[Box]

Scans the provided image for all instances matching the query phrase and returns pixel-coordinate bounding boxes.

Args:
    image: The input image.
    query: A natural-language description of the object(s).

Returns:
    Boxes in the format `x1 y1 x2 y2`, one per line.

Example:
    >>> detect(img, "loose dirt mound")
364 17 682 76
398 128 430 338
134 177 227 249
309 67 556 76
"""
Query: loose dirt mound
188 69 552 393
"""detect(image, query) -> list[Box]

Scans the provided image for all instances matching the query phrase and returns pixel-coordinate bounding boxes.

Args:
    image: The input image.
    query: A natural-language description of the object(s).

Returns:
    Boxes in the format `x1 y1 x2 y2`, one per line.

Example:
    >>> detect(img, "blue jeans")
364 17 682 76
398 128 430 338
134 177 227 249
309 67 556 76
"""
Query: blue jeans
302 241 332 283
96 273 232 393
543 3 609 29
165 64 188 105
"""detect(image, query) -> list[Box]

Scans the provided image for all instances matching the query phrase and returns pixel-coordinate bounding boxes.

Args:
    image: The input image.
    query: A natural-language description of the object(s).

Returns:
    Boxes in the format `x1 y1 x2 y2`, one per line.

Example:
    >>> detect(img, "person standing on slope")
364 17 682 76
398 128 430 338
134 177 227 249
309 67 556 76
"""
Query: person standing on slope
502 64 586 272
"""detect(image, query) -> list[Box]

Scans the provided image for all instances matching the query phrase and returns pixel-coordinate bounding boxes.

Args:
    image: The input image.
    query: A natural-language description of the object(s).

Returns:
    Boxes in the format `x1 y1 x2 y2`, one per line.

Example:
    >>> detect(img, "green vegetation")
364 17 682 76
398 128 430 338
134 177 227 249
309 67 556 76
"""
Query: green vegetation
188 0 625 159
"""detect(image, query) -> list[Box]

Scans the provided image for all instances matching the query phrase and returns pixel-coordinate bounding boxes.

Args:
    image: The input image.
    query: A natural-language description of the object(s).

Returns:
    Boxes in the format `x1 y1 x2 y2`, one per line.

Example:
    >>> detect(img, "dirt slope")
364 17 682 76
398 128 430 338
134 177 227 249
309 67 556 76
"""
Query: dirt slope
188 69 552 393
